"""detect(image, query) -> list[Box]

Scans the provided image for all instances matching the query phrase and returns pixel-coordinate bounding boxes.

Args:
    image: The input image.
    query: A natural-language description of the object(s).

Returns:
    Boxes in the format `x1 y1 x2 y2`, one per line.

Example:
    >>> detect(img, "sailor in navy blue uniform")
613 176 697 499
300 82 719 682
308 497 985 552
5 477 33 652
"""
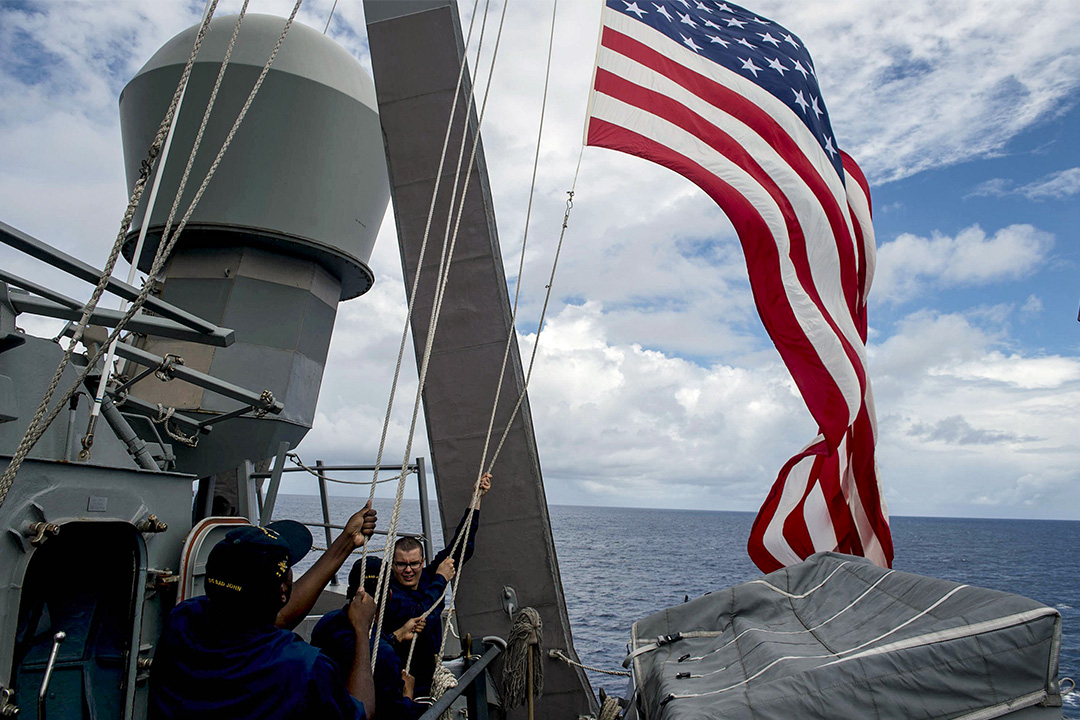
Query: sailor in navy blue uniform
149 508 378 720
386 472 491 697
312 556 429 719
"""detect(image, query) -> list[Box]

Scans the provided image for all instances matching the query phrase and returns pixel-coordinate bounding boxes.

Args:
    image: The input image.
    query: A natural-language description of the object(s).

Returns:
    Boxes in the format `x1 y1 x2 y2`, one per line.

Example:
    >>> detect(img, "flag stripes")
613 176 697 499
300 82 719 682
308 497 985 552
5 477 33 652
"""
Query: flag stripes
585 0 893 572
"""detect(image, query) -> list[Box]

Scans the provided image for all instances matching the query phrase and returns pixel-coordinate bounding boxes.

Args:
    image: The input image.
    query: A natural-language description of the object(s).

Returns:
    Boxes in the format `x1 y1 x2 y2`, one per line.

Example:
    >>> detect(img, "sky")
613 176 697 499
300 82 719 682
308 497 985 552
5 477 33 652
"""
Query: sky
1 0 1079 522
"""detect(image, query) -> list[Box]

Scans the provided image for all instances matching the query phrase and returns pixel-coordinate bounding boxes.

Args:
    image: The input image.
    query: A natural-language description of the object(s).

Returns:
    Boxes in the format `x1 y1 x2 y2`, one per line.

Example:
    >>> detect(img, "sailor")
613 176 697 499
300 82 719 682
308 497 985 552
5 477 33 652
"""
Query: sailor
149 506 379 719
311 556 429 719
387 472 491 696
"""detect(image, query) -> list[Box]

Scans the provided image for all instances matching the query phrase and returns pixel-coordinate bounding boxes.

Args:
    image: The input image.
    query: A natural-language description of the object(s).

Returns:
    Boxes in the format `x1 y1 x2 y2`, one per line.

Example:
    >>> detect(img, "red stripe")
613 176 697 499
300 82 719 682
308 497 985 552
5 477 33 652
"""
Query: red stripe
592 70 865 444
600 26 864 324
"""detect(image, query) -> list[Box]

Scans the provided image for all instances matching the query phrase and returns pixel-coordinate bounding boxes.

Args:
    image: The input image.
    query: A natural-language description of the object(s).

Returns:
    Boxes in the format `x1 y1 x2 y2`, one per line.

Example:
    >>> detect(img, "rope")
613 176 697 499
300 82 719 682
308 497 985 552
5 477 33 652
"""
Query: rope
366 0 491 669
285 453 411 486
597 695 623 720
502 607 544 707
428 664 458 720
0 0 221 508
549 648 629 677
154 404 199 448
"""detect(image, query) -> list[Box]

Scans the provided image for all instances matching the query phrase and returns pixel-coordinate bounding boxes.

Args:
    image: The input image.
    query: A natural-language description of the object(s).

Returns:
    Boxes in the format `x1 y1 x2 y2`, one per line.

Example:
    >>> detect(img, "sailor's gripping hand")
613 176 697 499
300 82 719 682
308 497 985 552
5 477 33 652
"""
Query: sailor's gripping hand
348 589 377 632
343 501 378 548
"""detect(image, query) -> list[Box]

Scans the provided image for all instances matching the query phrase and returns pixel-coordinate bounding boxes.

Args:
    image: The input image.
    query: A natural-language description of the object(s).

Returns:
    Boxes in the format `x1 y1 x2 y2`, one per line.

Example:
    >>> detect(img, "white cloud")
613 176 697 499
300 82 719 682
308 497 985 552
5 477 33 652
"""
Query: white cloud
873 224 1053 305
968 167 1080 200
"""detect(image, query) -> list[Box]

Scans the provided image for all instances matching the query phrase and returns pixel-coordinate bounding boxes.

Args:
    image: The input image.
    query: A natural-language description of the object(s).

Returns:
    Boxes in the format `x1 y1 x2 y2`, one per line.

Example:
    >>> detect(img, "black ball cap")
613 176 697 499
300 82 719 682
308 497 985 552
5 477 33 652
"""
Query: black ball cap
205 521 313 598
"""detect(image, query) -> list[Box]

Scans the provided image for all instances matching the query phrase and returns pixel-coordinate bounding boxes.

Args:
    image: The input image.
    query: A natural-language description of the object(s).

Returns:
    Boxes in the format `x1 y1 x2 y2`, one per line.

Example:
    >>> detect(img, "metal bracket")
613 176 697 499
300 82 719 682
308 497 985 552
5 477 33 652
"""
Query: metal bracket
135 514 167 533
25 522 60 547
0 685 18 717
501 585 518 619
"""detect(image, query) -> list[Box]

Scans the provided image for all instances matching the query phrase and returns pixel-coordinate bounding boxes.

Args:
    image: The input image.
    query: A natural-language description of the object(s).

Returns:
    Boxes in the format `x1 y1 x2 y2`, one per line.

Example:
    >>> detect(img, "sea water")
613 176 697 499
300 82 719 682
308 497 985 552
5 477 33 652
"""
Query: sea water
275 495 1079 717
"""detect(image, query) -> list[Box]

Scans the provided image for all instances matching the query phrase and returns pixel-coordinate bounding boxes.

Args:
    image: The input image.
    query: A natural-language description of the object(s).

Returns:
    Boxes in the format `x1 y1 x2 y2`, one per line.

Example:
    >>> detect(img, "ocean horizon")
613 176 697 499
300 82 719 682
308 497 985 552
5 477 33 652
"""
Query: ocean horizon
275 495 1078 717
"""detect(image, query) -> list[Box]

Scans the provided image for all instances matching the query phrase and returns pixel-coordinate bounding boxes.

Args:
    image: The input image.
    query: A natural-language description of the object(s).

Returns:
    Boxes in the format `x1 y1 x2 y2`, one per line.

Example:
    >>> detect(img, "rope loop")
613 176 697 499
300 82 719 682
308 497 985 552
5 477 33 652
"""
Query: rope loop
254 389 275 418
154 353 185 382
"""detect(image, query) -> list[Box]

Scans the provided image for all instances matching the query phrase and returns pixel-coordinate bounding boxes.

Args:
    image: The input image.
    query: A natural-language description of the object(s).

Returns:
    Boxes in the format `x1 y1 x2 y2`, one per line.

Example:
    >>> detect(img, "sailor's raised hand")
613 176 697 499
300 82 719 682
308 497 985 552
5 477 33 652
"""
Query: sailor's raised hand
436 556 456 581
478 472 492 496
343 501 377 547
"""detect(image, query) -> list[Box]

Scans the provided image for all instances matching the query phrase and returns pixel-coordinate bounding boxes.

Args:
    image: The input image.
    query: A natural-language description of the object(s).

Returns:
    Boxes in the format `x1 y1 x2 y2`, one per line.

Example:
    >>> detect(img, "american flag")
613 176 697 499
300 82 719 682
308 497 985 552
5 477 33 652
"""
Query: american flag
584 0 893 571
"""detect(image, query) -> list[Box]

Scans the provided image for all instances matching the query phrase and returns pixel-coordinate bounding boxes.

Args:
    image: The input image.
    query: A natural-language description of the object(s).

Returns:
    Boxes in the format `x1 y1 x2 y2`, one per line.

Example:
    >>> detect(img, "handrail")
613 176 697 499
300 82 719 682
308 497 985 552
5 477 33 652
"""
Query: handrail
0 220 232 342
418 639 503 720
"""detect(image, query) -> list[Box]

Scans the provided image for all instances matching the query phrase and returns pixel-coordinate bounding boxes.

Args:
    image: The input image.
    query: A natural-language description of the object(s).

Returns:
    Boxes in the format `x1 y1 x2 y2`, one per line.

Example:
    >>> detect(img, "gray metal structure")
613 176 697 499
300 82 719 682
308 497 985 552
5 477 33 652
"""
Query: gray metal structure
364 1 598 717
0 13 395 719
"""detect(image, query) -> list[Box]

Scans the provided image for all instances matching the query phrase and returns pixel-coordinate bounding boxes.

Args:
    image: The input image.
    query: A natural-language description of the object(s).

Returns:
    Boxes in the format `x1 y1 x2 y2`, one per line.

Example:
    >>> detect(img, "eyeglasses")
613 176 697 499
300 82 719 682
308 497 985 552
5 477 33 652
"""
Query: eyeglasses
393 560 423 571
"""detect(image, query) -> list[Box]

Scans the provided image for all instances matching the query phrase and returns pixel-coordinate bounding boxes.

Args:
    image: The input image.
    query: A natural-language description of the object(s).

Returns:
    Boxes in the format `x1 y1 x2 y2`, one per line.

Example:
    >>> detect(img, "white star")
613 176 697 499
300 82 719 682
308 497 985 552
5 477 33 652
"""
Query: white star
704 19 722 30
682 34 703 52
623 1 648 18
653 3 673 22
758 32 780 46
695 1 712 12
714 2 733 11
783 33 799 49
792 60 810 78
740 57 762 77
792 89 809 112
674 0 691 7
767 57 787 75
823 135 837 157
736 37 755 50
725 17 747 28
810 95 823 118
752 16 771 25
708 34 730 47
678 11 697 28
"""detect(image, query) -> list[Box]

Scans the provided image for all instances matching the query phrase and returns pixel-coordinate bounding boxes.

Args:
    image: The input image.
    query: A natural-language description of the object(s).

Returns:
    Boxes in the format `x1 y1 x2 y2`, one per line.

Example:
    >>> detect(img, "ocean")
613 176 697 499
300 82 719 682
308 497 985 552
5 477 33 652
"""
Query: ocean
275 495 1079 717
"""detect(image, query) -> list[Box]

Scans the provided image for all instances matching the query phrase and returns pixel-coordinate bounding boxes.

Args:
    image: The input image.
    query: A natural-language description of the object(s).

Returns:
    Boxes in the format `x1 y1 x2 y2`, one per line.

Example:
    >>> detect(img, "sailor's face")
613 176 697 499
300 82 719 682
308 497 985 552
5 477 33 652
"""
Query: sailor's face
393 547 424 589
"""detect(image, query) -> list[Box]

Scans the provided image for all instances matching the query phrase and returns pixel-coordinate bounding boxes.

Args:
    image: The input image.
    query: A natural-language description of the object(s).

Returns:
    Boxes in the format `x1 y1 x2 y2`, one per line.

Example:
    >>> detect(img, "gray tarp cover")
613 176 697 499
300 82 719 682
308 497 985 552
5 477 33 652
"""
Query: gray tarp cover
628 553 1062 720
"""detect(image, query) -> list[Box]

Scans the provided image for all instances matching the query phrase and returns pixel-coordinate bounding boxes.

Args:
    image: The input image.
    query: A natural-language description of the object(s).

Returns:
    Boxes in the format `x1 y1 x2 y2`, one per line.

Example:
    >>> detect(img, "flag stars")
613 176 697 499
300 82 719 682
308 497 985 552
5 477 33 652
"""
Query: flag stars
725 17 747 28
740 57 762 77
674 0 692 7
704 19 722 30
823 135 837 158
623 1 648 18
714 2 733 11
767 57 787 75
811 95 823 118
792 89 809 112
653 3 673 21
783 33 799 49
682 34 703 52
708 34 730 47
736 37 756 50
758 31 780 46
695 1 712 12
792 59 810 78
678 11 698 29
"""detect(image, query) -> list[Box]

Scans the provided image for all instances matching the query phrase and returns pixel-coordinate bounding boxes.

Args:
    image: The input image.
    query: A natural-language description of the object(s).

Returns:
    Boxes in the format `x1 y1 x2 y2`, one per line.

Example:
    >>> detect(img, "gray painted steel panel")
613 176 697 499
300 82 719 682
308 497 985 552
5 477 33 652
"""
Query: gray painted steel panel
365 2 598 716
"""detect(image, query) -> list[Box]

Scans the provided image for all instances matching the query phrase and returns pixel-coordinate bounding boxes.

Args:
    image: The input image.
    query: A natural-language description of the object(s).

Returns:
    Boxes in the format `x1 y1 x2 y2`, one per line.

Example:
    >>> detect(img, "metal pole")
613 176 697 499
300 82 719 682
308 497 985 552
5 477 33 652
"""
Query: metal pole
260 441 290 525
38 631 66 720
316 460 338 585
415 457 435 560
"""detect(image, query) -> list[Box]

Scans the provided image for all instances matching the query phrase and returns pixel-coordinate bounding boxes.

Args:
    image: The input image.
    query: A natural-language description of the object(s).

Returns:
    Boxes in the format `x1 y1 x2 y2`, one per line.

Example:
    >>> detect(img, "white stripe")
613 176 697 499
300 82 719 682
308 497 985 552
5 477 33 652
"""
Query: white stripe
803 481 838 551
758 453 812 567
601 7 851 218
593 49 865 420
596 45 869 403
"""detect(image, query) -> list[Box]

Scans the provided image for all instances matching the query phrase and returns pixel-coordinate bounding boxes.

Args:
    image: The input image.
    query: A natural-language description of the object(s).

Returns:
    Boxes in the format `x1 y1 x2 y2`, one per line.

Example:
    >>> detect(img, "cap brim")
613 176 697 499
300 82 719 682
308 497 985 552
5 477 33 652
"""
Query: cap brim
266 519 313 566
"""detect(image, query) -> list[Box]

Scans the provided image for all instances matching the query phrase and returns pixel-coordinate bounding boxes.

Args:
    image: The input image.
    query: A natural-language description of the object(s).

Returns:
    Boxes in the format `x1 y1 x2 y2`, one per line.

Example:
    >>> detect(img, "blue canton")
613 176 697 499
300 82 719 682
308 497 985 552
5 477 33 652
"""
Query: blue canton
608 0 845 180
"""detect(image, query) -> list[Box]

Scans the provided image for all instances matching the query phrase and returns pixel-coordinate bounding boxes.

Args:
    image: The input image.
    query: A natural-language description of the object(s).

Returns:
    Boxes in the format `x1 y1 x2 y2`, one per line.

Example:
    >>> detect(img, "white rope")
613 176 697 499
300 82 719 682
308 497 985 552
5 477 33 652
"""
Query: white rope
550 648 630 678
367 0 490 669
0 0 222 507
